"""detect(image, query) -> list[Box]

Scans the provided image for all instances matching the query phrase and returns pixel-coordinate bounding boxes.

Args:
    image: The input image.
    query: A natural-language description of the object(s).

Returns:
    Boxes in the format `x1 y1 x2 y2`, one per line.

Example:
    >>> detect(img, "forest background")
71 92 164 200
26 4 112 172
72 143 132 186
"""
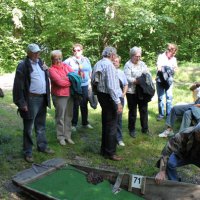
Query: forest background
0 0 200 74
0 0 200 198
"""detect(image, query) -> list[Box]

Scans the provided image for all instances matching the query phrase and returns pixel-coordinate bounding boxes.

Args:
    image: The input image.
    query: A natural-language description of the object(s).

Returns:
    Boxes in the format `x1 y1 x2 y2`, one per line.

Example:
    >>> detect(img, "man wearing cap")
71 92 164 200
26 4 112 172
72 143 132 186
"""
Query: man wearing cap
92 46 123 161
13 43 54 163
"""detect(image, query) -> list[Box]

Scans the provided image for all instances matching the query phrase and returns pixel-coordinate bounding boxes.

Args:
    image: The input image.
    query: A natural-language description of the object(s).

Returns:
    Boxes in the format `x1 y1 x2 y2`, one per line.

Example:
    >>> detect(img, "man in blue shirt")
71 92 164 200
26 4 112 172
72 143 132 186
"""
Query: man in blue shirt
13 43 54 163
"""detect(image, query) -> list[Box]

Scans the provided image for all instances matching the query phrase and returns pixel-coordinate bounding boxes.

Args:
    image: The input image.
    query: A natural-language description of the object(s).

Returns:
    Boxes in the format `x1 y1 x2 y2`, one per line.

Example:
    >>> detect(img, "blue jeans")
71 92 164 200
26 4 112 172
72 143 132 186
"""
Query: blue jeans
72 85 89 126
156 82 173 117
116 97 124 142
167 153 200 181
23 96 47 157
166 104 194 131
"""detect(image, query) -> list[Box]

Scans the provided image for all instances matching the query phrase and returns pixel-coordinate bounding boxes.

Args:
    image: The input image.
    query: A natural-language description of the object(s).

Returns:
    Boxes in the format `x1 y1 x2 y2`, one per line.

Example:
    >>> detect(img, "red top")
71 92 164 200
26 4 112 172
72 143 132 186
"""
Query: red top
49 63 74 96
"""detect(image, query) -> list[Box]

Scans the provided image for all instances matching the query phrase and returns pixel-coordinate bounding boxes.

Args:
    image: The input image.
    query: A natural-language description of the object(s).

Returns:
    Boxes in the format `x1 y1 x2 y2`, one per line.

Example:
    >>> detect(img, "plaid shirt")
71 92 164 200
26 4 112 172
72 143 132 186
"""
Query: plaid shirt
158 125 200 171
92 58 122 104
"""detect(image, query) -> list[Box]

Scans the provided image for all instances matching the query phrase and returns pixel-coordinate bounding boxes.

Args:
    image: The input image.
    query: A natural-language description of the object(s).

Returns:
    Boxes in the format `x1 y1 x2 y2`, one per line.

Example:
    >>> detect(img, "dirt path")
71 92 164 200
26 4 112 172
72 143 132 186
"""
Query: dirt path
0 72 15 90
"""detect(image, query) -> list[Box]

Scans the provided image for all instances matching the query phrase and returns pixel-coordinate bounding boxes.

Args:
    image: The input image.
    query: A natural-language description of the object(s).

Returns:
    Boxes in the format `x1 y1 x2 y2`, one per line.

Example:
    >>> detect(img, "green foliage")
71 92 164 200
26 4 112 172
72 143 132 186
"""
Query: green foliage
0 0 199 72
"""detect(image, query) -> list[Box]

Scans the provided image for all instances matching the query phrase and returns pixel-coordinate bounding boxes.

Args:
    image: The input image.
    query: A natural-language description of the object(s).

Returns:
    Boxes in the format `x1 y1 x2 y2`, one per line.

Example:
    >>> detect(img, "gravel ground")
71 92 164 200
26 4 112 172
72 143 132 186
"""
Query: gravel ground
0 72 15 91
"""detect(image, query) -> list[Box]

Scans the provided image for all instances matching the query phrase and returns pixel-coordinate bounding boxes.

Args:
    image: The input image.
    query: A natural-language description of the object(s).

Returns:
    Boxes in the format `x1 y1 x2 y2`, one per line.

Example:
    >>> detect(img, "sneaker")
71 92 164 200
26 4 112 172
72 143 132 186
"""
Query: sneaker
43 148 55 154
82 124 93 129
67 138 75 144
24 156 34 163
59 139 66 146
118 141 125 146
71 126 77 132
159 129 173 138
157 115 164 121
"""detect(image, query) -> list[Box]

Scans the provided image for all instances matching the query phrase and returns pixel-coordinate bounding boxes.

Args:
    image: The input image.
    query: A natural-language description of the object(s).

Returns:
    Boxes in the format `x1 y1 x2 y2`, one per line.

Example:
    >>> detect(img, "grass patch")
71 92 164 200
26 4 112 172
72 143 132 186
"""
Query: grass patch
0 64 200 198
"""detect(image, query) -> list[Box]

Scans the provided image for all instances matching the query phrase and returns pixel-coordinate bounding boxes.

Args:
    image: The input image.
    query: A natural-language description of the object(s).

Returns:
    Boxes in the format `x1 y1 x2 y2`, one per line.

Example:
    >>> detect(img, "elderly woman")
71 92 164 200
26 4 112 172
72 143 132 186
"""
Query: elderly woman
124 46 151 138
49 50 75 145
64 44 93 132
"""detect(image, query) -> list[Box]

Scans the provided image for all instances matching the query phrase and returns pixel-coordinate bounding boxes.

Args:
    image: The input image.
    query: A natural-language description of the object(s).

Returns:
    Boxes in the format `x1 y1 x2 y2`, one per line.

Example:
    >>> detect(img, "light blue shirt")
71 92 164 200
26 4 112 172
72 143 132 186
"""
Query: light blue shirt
29 59 46 94
64 56 92 87
117 69 128 97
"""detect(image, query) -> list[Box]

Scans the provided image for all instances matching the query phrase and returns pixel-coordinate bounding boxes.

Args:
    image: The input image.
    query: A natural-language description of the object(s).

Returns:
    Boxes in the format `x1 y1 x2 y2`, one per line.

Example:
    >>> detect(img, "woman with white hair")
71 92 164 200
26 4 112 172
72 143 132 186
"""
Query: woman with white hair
49 50 75 146
124 46 151 138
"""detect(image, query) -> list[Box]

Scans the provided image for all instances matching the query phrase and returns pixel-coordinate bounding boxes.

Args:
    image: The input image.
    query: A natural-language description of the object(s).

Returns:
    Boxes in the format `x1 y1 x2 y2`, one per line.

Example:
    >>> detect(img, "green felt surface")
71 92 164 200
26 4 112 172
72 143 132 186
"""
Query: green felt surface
25 166 144 200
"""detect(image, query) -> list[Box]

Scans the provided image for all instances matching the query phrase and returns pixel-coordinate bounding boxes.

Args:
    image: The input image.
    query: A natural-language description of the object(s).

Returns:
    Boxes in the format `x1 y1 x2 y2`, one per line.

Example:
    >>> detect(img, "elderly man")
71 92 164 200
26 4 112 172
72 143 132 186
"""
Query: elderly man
13 43 54 163
155 123 200 183
92 46 123 161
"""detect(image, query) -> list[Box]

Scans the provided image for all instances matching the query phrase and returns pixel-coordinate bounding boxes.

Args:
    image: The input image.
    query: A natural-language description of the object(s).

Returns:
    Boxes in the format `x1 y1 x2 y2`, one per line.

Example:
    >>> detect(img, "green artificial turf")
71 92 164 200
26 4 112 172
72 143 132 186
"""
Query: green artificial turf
26 166 144 200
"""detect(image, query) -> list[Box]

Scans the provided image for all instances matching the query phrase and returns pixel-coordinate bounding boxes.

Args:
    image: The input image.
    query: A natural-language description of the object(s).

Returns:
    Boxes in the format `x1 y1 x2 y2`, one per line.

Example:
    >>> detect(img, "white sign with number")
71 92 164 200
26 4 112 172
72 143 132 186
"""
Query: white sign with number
131 174 143 189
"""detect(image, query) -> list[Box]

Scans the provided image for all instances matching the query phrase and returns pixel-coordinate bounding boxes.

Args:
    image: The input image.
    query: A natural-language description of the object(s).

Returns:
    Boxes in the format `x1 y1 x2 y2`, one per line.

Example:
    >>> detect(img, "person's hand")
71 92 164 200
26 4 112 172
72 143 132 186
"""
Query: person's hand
134 79 139 85
155 171 166 184
21 105 28 112
117 103 123 114
173 65 178 71
157 66 162 71
194 104 200 108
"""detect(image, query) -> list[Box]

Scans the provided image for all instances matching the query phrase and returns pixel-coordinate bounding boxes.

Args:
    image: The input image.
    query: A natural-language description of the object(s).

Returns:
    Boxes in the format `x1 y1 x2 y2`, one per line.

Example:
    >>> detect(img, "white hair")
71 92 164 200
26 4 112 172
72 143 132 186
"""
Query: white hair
102 46 117 57
130 46 142 57
50 50 62 59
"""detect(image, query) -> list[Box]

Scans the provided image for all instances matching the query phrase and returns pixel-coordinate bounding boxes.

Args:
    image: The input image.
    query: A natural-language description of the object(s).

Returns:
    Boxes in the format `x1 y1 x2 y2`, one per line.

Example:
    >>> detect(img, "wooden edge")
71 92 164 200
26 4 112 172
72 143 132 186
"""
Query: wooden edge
141 176 146 195
128 174 132 192
12 158 67 186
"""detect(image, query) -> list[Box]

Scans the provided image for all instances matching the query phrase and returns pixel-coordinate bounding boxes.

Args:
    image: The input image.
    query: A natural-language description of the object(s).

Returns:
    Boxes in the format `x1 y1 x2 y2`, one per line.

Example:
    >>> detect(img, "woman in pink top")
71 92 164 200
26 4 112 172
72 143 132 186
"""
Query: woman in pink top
49 50 75 146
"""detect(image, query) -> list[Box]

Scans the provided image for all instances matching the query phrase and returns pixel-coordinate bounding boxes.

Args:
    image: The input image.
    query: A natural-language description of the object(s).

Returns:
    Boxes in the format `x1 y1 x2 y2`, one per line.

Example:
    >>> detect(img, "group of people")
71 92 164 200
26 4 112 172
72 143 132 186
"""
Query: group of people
12 43 154 162
13 43 94 162
12 42 200 184
154 44 200 183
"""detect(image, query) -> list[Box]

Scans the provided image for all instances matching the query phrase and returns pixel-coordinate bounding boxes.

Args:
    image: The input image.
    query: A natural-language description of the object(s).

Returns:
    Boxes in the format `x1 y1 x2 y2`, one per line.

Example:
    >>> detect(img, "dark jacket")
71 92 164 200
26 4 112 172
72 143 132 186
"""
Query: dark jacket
156 66 174 90
136 73 155 102
67 72 82 102
13 57 51 119
156 124 200 171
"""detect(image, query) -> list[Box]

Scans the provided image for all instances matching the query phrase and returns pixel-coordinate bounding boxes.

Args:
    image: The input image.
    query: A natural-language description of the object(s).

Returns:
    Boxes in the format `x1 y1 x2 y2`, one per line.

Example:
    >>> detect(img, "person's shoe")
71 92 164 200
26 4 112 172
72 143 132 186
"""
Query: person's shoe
82 124 93 129
118 141 125 146
105 155 123 161
67 138 75 144
71 126 77 132
59 139 66 146
24 156 34 163
142 129 152 136
159 129 174 138
157 115 164 121
43 148 55 154
130 130 136 138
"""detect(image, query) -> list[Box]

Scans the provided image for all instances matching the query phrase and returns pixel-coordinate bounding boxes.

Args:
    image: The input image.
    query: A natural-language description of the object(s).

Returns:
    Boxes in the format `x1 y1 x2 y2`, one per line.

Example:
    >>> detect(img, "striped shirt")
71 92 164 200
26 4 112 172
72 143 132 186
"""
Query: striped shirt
92 58 122 104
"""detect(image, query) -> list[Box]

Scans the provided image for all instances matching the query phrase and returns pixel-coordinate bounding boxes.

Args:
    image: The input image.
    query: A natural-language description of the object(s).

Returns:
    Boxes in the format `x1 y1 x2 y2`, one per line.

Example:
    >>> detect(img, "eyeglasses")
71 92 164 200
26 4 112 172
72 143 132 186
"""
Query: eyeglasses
73 49 81 52
53 57 62 61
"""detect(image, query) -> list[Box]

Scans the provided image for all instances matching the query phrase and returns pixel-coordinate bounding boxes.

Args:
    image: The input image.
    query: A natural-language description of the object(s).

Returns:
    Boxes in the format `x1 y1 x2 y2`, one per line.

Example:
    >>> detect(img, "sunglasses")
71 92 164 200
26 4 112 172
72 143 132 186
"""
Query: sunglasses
73 49 81 52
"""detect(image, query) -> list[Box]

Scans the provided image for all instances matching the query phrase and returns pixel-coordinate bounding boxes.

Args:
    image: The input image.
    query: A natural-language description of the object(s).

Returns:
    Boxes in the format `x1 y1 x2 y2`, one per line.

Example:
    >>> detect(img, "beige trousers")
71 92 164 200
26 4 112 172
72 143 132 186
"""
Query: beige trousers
53 96 73 141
